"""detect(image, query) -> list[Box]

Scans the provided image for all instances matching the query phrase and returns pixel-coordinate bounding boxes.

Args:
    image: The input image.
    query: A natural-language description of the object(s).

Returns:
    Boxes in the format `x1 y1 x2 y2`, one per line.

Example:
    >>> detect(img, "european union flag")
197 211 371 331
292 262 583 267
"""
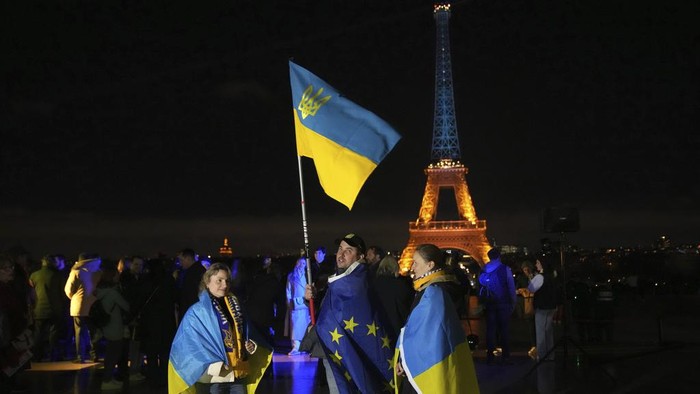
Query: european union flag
289 61 401 210
396 285 479 393
316 263 395 393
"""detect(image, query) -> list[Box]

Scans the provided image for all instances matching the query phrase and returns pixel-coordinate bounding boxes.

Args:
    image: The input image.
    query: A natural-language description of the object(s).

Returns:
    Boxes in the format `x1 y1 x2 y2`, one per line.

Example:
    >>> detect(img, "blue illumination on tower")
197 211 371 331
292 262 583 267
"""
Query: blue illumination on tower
431 2 461 161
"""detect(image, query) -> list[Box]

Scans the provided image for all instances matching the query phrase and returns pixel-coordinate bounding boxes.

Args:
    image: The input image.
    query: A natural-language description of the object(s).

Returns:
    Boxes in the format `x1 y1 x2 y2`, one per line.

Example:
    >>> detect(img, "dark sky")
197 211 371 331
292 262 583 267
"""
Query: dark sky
3 0 699 259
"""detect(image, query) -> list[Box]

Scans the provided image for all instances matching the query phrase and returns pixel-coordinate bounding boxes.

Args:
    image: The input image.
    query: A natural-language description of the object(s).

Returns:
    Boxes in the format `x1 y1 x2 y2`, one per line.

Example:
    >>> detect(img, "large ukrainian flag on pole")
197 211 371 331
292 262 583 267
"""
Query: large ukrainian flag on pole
290 61 401 210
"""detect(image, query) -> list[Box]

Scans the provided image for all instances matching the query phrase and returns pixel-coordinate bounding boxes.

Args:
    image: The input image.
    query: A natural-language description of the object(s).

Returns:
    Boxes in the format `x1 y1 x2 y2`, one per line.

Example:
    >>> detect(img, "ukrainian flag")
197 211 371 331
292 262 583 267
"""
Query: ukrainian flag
396 285 479 394
168 292 272 394
290 61 401 210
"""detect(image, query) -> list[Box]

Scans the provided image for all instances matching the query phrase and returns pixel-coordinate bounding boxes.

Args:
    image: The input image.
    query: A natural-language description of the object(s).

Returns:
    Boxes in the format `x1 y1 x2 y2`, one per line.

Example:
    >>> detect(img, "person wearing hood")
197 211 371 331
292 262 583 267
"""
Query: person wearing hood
64 252 102 363
285 257 310 356
478 248 516 365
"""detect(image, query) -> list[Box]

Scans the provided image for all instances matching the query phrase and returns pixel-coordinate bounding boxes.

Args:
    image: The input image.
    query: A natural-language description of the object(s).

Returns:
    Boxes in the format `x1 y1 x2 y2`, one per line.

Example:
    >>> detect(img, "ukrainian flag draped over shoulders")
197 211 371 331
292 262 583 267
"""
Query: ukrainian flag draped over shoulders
168 292 272 394
396 285 479 394
289 61 401 210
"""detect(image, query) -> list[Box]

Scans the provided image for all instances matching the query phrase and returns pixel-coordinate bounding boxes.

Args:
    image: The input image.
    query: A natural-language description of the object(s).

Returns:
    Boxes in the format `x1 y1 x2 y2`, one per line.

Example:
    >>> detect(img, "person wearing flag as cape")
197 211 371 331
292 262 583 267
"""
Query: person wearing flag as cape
395 244 479 394
305 233 396 393
168 263 271 394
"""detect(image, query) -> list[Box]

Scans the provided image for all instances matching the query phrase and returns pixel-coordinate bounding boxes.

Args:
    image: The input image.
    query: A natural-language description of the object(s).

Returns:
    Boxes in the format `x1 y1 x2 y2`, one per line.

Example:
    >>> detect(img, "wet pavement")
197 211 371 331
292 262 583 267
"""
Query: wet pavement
11 294 700 393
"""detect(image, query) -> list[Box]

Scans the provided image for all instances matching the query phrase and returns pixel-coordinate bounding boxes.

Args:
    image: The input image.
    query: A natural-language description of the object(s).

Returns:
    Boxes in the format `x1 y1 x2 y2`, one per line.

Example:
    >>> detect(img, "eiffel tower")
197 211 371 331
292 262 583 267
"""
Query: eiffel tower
398 2 491 272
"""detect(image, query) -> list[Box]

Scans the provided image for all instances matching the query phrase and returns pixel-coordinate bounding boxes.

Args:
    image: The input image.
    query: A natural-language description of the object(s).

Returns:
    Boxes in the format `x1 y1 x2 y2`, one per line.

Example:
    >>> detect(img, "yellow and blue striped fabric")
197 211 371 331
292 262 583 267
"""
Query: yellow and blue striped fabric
396 284 480 394
168 291 272 394
289 61 401 210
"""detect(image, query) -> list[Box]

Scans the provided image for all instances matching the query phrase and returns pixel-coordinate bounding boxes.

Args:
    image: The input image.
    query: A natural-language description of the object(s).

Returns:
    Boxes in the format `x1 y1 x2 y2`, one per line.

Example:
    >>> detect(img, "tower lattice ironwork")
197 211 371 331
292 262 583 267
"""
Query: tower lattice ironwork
399 2 491 272
431 2 461 161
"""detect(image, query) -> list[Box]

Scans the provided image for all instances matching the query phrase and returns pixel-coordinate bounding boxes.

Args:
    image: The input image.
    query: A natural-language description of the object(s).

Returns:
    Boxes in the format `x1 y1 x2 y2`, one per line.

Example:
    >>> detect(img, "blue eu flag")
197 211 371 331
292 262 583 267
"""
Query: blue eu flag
316 263 395 393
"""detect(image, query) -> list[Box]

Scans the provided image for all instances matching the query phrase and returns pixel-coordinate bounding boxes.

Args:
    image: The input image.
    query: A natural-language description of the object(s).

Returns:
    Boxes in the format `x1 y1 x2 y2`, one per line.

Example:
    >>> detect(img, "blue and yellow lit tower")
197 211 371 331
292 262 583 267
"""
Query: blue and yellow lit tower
431 2 461 161
399 2 491 272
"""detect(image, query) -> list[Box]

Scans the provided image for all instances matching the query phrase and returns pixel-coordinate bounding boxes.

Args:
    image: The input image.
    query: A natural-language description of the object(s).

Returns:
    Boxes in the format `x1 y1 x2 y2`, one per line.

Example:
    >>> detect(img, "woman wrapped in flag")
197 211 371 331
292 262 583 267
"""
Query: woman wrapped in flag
395 244 480 394
168 263 271 394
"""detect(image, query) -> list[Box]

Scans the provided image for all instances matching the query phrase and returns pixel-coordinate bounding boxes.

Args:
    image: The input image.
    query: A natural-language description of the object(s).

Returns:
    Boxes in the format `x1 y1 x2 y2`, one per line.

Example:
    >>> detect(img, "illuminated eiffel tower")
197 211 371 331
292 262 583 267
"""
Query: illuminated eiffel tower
398 2 491 272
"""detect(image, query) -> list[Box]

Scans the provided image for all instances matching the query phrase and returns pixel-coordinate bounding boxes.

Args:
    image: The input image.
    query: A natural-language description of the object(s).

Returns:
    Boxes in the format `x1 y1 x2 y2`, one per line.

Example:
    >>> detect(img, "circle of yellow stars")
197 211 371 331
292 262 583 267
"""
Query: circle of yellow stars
325 315 395 392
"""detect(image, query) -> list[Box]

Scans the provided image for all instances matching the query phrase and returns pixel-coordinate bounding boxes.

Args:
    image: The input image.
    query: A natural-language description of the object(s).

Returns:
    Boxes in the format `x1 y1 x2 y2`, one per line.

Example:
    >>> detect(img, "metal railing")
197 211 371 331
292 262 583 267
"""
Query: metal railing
409 220 486 231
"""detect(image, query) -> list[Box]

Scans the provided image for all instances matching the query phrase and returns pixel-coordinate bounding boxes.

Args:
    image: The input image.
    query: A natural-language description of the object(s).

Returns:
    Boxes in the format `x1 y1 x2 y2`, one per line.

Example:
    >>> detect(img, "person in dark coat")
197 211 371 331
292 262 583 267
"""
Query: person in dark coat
444 251 472 318
53 255 73 362
372 255 413 342
516 261 537 358
175 248 205 323
1 253 33 392
118 255 148 376
528 259 558 361
309 246 334 320
138 258 177 388
29 255 65 361
365 245 384 280
478 248 516 365
95 266 130 391
305 247 334 386
246 257 284 350
245 256 284 379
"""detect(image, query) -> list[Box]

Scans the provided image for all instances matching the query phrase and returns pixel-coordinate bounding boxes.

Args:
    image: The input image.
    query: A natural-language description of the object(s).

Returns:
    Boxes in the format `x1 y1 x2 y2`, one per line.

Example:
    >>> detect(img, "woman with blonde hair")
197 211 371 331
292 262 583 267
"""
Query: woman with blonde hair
169 263 271 394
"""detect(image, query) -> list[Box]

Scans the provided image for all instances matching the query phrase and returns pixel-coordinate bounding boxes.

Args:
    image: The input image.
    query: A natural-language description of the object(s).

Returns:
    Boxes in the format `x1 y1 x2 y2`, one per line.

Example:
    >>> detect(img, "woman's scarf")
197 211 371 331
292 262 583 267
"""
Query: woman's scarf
169 291 272 394
397 284 480 394
212 294 249 379
412 268 457 292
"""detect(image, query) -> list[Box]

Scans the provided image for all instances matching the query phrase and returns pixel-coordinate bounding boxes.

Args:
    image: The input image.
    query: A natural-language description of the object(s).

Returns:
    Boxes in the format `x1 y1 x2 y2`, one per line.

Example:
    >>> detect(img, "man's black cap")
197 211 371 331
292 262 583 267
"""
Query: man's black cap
335 233 366 254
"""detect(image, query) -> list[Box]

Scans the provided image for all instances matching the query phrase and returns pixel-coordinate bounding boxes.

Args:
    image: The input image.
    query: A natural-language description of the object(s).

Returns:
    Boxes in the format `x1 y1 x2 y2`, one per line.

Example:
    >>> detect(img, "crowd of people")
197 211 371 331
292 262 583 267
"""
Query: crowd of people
1 237 622 393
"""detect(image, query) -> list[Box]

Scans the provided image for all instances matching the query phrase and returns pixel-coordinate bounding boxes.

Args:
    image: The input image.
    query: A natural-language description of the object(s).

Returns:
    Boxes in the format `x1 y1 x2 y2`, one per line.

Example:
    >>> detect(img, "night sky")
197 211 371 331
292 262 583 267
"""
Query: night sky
3 0 699 259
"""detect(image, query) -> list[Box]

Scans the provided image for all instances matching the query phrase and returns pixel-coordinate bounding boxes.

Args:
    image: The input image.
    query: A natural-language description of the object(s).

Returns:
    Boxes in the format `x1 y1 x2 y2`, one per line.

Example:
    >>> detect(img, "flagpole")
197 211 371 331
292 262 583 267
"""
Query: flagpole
296 154 316 325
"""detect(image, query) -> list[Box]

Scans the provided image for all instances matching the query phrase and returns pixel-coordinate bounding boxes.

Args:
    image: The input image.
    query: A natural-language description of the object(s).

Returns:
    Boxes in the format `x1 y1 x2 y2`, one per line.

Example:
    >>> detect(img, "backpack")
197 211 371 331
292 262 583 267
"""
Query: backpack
89 297 113 328
478 264 506 304
478 285 496 304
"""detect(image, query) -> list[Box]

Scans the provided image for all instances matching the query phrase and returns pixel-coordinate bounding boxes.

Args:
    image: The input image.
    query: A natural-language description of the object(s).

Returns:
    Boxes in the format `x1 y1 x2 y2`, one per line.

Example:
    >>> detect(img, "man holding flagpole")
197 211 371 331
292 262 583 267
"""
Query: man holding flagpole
290 60 400 392
290 57 401 333
305 233 395 393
